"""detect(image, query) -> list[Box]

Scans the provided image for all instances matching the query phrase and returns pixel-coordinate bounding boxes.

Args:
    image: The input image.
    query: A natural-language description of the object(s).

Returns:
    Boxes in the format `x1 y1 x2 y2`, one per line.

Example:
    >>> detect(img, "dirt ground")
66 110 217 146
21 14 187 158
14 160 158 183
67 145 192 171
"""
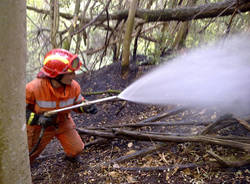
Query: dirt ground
30 62 250 184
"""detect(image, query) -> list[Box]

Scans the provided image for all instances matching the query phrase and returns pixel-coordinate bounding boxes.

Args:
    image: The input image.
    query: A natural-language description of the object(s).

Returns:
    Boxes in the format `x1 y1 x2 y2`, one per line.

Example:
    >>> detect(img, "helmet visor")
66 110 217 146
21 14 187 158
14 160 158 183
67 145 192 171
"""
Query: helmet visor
68 55 82 71
71 57 80 70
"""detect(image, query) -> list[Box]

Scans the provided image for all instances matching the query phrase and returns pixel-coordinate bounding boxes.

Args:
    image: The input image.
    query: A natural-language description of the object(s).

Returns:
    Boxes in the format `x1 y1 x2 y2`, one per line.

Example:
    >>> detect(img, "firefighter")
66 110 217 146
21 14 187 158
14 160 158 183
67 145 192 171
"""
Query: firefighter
26 48 97 163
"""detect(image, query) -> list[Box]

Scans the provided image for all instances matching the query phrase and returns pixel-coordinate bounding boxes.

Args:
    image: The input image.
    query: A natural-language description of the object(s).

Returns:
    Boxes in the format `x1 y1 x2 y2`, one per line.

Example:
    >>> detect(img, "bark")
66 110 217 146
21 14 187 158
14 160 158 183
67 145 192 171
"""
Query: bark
121 0 138 79
0 0 32 183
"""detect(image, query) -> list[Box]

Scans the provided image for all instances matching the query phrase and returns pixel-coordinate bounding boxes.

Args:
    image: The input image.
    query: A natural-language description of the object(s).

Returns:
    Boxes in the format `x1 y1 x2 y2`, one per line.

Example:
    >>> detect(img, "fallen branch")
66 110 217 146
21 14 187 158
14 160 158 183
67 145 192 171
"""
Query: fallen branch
103 143 167 167
213 135 250 143
201 115 250 135
77 128 115 138
138 107 187 124
96 120 211 129
111 163 199 172
235 118 250 131
201 118 236 135
77 127 250 152
84 138 108 147
207 150 250 167
27 0 250 23
83 107 189 130
113 129 250 152
115 101 127 116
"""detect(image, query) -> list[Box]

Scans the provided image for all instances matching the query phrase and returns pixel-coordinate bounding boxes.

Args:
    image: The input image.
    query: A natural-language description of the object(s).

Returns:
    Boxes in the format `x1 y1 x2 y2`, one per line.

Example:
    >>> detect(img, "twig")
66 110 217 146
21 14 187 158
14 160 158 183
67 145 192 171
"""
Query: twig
97 120 211 129
103 143 166 167
115 101 127 116
235 118 250 131
113 129 250 152
84 138 108 147
72 0 112 35
207 150 250 167
111 163 199 172
77 127 250 152
137 107 187 124
214 135 250 143
77 128 115 138
201 114 236 135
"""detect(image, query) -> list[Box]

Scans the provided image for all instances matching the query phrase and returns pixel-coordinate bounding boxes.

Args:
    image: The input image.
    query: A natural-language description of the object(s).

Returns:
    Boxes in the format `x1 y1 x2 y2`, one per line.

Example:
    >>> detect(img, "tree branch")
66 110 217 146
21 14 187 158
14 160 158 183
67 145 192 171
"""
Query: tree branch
27 0 250 24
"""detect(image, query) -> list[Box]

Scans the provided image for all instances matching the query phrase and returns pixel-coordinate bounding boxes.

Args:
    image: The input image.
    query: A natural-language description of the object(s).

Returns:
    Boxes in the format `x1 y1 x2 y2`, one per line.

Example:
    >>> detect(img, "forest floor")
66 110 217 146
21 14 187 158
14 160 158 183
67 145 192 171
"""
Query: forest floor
31 62 250 184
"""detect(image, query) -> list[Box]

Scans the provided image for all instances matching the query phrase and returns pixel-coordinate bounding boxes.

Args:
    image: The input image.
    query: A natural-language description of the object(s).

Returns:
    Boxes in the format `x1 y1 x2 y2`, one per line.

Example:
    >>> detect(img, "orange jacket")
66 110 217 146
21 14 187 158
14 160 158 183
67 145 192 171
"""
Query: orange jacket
26 78 84 122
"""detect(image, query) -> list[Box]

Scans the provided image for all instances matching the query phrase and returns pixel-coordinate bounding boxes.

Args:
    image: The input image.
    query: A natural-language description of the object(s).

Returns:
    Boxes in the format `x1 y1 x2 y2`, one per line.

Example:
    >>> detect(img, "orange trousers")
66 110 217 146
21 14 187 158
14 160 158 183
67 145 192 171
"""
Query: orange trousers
27 115 84 163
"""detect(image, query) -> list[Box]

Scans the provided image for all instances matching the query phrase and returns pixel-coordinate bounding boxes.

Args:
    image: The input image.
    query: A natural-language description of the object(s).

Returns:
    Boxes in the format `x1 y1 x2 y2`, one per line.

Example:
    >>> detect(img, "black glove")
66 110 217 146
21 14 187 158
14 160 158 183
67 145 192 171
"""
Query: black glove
26 108 56 127
81 104 98 114
37 114 57 128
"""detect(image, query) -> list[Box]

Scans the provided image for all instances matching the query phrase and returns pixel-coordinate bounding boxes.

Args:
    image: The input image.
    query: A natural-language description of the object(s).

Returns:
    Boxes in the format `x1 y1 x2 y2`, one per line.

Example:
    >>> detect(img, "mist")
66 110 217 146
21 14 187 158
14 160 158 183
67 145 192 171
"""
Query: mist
119 33 250 117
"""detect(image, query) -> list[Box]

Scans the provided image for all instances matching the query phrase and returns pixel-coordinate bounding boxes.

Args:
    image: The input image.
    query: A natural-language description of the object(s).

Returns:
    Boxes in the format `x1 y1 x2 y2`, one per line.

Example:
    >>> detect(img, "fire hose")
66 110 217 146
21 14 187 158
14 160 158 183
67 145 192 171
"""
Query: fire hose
29 96 119 156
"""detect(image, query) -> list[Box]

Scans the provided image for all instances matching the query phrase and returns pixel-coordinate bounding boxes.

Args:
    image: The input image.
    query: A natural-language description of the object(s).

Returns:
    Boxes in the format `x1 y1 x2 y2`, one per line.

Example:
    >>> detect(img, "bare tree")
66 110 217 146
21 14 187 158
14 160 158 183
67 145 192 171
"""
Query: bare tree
121 0 138 78
25 0 250 76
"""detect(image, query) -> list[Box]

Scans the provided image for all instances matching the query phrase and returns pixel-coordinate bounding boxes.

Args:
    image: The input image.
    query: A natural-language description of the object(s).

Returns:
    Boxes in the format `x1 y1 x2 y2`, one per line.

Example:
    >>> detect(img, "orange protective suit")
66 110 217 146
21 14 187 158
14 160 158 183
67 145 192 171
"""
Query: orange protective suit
26 78 84 162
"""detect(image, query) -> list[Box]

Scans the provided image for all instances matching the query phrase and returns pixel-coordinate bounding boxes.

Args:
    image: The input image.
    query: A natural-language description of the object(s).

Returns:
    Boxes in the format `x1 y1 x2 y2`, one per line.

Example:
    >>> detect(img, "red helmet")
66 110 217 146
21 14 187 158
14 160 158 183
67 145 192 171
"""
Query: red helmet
40 49 82 78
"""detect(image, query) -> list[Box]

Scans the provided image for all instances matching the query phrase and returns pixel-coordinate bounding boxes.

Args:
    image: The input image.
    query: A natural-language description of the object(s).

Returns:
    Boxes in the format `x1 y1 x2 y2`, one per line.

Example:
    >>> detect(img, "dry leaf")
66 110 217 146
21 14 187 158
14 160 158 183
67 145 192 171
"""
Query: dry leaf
128 142 133 148
126 175 138 183
126 150 136 155
183 168 191 175
142 156 153 167
109 171 120 178
113 146 121 152
113 163 120 168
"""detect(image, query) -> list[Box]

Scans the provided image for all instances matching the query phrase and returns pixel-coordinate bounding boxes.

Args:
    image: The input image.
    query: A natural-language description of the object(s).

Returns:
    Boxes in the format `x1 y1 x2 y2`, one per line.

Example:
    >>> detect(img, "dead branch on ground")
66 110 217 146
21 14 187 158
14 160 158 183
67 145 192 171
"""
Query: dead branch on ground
102 143 167 167
207 150 250 167
77 107 250 169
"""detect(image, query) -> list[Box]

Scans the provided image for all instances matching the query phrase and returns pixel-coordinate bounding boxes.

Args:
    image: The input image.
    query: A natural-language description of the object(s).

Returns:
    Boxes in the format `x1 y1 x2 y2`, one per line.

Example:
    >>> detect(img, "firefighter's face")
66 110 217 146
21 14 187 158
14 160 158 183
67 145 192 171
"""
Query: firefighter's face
61 72 76 85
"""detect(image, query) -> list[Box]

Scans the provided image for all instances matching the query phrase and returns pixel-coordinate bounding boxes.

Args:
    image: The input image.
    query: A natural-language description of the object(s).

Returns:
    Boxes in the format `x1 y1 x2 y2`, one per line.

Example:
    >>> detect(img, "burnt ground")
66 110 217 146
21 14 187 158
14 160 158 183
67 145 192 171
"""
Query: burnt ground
31 62 250 184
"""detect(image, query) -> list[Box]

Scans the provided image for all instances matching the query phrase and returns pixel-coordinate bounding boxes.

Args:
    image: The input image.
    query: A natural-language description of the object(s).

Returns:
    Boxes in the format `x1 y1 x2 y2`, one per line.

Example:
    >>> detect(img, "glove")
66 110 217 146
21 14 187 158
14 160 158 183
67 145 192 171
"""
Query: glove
37 114 57 128
80 104 98 114
26 108 56 127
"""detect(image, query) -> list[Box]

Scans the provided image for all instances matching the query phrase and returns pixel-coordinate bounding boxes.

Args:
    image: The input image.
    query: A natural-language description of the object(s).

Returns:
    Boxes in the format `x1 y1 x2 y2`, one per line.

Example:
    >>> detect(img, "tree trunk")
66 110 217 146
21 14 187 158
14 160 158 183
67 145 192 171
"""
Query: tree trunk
0 0 32 183
121 0 138 79
63 0 81 51
172 0 198 50
50 0 59 48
